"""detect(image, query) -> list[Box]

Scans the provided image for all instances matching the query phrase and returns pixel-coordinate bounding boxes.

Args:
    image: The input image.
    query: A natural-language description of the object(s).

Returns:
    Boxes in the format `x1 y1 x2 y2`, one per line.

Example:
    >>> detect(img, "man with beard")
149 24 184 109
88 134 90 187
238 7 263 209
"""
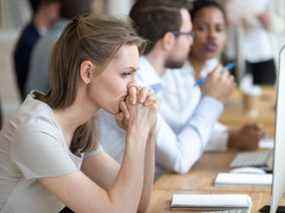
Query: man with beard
98 0 235 176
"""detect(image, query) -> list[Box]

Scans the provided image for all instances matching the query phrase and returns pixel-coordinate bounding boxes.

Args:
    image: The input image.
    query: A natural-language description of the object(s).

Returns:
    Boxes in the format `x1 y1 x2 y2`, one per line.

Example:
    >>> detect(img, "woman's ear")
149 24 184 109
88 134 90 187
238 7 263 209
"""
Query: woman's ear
161 32 176 51
80 60 95 84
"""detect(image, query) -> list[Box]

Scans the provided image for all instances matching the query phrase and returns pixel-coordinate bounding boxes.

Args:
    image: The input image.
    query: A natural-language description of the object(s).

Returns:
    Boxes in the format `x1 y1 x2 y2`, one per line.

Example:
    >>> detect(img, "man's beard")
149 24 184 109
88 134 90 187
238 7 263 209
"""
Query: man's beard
164 58 185 69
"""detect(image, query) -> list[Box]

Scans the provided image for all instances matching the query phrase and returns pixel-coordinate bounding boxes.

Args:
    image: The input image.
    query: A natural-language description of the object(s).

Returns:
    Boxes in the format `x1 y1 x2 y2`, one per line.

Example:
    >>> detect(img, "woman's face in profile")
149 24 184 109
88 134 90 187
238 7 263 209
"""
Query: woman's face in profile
190 7 227 61
88 44 140 114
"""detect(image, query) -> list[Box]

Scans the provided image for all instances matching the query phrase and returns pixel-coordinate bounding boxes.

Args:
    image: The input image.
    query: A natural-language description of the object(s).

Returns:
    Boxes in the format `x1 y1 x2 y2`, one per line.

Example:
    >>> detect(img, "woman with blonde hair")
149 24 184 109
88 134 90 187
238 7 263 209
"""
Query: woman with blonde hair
0 13 157 213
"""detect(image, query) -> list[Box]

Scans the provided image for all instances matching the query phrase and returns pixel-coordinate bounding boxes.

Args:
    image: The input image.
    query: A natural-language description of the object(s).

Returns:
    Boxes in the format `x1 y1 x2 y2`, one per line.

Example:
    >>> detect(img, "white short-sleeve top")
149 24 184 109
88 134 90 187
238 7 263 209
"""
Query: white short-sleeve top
0 94 102 213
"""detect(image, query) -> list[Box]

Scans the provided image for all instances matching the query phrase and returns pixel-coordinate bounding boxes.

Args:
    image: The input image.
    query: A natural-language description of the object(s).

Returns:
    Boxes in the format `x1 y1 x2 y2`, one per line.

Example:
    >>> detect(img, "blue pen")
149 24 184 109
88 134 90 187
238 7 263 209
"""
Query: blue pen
194 63 236 87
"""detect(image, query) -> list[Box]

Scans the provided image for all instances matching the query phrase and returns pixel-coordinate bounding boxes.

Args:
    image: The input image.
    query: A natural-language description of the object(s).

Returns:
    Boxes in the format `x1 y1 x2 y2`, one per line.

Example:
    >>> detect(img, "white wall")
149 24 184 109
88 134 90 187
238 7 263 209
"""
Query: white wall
106 0 134 16
0 30 21 122
0 0 30 29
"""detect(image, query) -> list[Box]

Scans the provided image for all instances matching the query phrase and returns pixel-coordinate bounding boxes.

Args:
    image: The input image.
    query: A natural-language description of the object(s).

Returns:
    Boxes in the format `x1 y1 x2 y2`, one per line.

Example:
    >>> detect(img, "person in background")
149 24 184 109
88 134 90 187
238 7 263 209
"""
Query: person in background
226 0 276 85
25 0 93 96
0 14 157 213
160 0 264 154
98 0 235 176
13 0 60 100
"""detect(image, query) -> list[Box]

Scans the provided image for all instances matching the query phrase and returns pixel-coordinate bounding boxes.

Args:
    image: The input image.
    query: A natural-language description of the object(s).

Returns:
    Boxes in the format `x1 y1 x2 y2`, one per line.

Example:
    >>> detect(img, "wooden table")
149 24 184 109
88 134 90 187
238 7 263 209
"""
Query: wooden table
220 87 276 136
149 152 285 212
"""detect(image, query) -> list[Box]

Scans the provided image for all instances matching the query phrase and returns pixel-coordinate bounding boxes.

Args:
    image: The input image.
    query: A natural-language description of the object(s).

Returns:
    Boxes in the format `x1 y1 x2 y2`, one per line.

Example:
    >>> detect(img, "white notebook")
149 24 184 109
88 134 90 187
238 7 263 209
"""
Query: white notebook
171 194 252 212
215 173 272 186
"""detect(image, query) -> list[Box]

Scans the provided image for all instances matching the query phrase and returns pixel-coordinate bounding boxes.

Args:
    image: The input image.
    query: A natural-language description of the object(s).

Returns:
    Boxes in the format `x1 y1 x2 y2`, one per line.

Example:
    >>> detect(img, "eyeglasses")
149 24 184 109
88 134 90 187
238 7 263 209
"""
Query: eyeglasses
172 31 196 39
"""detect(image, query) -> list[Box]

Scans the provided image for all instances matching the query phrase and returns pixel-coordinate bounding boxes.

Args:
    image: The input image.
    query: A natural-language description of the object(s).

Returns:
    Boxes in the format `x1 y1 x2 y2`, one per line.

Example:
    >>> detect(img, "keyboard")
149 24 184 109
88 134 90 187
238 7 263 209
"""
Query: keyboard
212 209 249 213
230 151 273 171
211 209 249 213
172 207 250 213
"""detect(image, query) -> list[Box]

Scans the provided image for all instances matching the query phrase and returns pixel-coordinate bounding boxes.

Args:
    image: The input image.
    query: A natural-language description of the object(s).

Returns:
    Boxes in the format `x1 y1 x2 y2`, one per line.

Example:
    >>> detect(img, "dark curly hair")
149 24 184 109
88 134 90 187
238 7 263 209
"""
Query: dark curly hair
190 0 227 23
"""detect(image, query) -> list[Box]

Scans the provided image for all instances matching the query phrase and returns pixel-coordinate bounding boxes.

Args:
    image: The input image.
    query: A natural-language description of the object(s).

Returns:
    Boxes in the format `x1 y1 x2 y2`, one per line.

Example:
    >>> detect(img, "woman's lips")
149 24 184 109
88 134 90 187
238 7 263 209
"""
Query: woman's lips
204 43 218 53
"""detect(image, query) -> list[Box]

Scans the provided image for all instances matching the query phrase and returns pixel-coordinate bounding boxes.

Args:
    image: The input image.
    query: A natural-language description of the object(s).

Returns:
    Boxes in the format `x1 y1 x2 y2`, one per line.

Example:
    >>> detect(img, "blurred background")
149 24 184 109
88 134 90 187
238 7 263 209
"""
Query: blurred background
1 0 285 127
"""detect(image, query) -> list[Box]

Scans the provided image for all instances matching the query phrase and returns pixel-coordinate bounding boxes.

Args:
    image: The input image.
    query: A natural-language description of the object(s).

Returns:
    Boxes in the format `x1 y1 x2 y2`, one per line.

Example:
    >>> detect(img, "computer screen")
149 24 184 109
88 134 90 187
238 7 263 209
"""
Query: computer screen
270 45 285 213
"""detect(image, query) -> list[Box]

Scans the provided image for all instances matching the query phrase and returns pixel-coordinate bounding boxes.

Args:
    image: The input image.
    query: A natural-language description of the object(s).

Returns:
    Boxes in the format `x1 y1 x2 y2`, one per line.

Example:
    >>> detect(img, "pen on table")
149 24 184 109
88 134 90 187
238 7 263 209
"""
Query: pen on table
194 63 236 87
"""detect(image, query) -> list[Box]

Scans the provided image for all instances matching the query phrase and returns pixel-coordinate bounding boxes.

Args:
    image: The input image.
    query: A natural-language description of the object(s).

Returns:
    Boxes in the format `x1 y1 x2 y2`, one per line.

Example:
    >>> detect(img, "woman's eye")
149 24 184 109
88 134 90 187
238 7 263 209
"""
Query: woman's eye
216 26 225 33
121 72 132 78
197 25 208 32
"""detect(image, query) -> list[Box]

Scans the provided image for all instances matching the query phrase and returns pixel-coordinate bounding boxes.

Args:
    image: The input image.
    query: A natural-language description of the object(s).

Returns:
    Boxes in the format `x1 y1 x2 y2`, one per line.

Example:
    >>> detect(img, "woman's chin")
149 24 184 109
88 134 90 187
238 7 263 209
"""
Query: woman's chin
101 100 122 115
98 104 117 115
109 105 120 115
